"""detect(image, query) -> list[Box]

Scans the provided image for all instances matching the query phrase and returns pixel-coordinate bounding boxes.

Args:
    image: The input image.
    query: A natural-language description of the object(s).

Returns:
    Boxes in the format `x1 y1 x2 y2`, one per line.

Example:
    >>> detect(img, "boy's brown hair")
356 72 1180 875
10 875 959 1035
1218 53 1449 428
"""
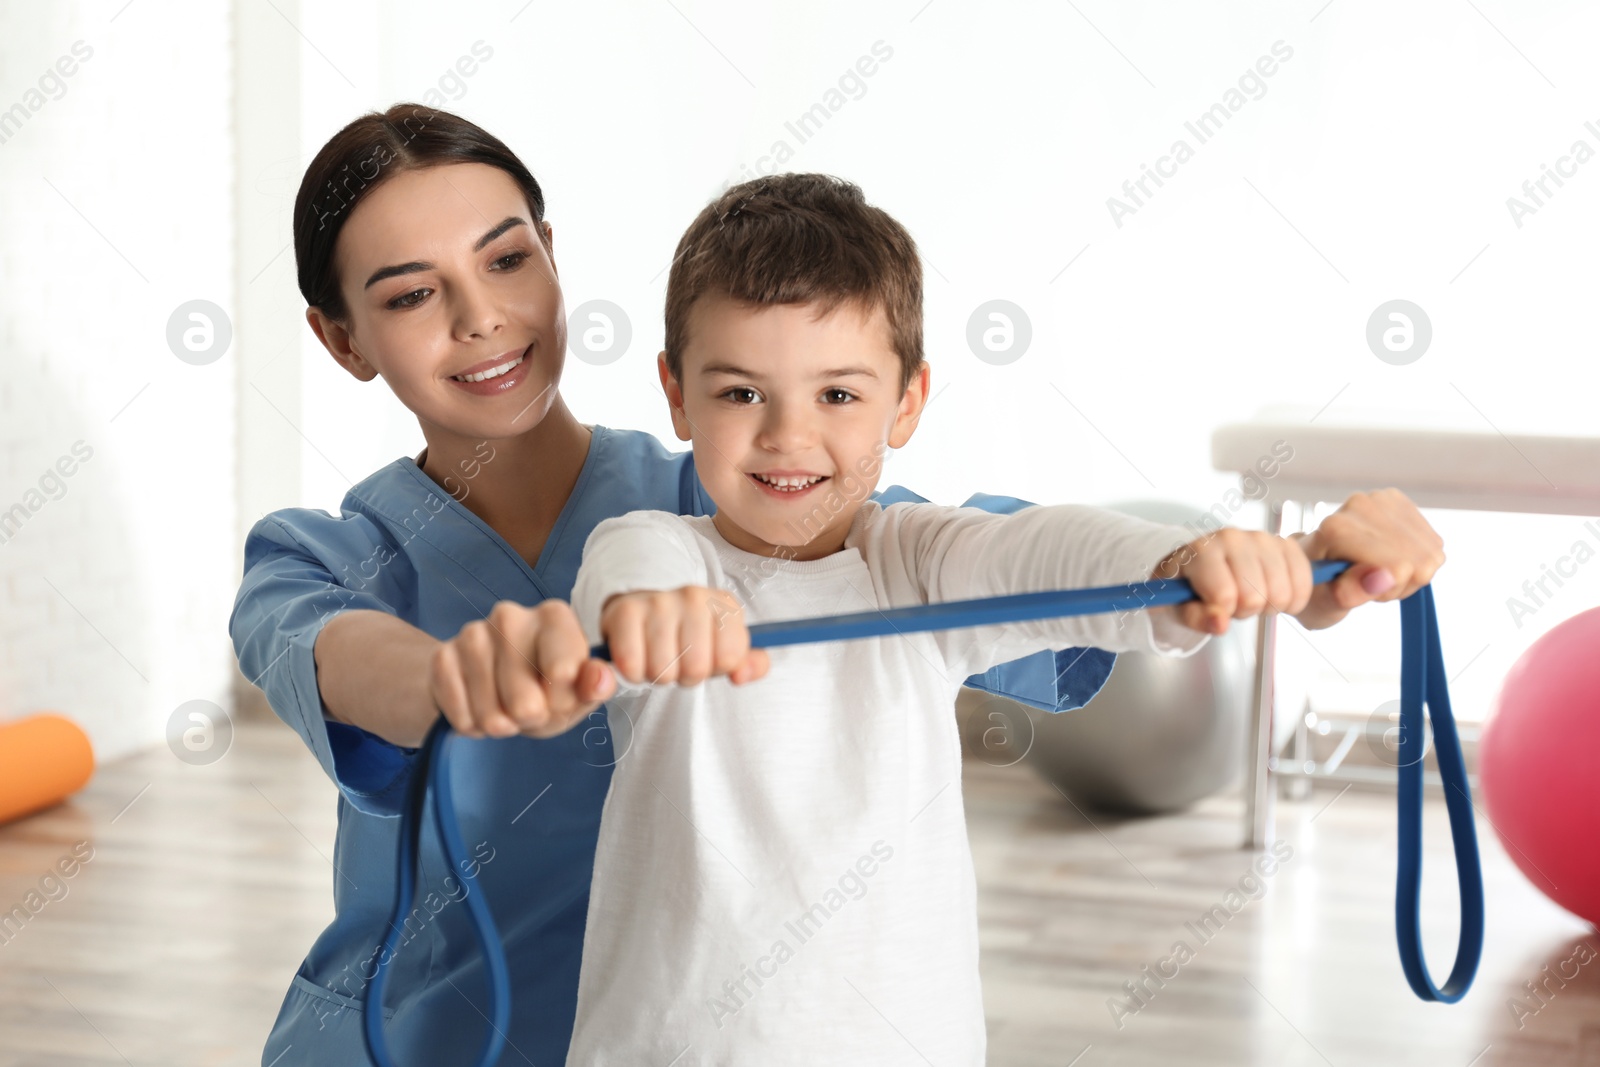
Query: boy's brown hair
663 173 924 393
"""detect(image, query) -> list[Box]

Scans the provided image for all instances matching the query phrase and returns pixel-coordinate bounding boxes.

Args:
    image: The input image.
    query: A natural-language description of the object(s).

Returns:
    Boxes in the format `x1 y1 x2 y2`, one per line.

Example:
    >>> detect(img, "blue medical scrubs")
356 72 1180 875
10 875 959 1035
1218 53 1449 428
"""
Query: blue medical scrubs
229 424 1115 1066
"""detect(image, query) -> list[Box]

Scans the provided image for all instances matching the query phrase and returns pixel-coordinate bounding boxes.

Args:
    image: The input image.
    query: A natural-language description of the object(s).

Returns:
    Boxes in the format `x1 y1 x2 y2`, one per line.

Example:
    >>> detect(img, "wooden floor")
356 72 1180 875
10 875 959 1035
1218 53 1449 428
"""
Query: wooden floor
0 714 1594 1066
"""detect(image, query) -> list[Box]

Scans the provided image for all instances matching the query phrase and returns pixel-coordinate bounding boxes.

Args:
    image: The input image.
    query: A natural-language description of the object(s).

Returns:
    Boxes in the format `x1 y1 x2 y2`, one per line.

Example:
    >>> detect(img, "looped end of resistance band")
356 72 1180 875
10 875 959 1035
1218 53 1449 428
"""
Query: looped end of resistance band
365 717 511 1067
1394 585 1486 1002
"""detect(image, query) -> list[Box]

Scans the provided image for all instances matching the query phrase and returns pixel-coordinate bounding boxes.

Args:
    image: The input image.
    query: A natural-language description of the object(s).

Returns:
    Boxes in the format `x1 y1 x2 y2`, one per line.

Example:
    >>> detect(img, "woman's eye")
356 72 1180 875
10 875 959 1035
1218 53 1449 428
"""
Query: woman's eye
388 288 430 310
822 388 856 404
385 251 526 310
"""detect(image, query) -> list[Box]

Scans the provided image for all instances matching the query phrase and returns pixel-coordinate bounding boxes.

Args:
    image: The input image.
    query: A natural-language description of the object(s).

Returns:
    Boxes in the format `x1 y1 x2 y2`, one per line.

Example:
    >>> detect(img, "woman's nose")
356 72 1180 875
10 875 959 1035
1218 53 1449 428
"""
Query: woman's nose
451 278 506 342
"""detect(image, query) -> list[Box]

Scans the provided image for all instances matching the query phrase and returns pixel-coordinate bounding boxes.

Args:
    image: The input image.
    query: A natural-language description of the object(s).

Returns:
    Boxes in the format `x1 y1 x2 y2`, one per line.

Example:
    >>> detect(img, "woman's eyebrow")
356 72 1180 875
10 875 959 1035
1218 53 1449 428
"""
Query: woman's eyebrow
363 216 529 290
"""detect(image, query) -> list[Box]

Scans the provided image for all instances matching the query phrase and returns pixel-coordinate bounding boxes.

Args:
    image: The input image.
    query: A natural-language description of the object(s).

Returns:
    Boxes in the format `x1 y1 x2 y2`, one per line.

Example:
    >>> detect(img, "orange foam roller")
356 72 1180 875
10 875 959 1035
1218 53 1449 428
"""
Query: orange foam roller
0 714 94 824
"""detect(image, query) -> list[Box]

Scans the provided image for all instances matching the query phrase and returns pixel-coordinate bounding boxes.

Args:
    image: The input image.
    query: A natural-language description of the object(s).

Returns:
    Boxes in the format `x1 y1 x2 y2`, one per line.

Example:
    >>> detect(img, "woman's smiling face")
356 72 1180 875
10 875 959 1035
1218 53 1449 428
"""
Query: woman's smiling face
312 162 567 441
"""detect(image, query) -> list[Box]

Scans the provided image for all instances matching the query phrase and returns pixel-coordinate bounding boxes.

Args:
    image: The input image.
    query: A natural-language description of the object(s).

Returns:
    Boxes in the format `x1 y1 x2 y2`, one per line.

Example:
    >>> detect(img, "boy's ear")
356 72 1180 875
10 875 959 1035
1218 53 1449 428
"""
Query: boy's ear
306 307 379 382
657 352 692 442
887 360 930 448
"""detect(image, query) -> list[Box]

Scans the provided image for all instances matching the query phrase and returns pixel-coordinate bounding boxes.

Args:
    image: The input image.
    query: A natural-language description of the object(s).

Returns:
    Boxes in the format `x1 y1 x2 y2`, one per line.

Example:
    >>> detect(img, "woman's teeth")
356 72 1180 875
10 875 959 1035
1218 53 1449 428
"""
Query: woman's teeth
753 473 826 491
452 352 525 383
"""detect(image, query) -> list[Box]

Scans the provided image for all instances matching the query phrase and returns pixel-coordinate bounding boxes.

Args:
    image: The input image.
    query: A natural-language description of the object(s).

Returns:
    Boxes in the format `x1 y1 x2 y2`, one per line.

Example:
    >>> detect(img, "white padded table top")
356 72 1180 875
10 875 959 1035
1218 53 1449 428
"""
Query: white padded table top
1212 415 1600 516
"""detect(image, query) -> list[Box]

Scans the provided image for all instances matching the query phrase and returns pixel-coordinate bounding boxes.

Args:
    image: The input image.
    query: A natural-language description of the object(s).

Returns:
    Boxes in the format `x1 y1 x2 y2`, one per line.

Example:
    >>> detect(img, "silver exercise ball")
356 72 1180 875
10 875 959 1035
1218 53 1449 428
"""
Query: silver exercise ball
1020 499 1254 815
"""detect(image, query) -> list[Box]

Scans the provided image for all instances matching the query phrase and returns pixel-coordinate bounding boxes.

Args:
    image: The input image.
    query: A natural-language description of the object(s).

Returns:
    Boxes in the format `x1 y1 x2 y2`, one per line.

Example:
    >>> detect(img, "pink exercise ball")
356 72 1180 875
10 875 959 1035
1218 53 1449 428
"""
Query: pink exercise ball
1479 605 1600 928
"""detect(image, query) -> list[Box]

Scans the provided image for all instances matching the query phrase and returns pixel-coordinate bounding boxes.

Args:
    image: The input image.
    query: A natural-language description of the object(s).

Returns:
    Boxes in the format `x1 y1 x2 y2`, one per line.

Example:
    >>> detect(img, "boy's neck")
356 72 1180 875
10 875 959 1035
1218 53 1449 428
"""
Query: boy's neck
710 506 855 561
415 398 593 539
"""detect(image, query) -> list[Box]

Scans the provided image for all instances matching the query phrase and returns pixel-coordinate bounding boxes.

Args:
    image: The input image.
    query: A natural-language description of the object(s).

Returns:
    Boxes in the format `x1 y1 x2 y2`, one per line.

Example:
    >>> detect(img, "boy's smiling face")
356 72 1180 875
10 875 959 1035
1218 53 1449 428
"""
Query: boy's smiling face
662 292 929 561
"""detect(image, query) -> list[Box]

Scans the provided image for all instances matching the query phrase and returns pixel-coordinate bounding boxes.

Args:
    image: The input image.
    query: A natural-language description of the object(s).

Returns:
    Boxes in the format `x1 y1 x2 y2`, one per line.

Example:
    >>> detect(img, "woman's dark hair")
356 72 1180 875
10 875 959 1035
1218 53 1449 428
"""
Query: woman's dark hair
293 102 547 323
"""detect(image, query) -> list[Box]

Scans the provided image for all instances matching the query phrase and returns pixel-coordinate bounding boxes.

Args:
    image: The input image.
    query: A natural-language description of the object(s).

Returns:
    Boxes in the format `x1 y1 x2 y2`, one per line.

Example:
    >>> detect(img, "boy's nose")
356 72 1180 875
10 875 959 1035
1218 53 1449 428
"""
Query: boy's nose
756 402 817 454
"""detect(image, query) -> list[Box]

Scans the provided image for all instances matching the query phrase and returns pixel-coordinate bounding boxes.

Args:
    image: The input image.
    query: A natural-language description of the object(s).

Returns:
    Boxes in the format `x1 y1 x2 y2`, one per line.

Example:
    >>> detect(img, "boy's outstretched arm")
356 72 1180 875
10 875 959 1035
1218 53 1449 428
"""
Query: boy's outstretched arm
873 484 1120 713
875 485 1442 709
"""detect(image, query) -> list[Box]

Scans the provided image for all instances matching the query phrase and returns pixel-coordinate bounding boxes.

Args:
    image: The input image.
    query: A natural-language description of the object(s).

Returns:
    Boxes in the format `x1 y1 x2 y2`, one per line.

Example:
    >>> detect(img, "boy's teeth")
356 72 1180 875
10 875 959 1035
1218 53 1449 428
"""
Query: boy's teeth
453 352 524 383
754 473 824 490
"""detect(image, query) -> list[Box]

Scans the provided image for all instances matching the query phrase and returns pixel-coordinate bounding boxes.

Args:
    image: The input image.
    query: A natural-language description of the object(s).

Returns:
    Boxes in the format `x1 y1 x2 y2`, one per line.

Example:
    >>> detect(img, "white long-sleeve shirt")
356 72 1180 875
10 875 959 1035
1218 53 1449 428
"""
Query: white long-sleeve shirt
565 500 1209 1066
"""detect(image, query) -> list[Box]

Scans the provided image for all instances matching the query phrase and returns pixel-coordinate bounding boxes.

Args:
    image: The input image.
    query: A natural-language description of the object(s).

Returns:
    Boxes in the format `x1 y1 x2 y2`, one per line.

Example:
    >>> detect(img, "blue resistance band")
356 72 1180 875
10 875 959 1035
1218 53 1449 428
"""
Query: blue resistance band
364 714 510 1067
364 559 1483 1067
1395 583 1485 1002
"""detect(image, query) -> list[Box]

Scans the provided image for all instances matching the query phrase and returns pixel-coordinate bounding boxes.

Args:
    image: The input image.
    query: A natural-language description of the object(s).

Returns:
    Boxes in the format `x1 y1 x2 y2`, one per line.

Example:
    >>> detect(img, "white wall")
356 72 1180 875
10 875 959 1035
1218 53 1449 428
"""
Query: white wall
0 1 236 761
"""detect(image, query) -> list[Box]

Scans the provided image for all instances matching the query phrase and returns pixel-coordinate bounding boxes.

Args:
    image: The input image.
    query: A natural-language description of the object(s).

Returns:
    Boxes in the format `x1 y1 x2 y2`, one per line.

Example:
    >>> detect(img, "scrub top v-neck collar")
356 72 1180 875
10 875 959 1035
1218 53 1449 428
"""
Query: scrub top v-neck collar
396 423 608 602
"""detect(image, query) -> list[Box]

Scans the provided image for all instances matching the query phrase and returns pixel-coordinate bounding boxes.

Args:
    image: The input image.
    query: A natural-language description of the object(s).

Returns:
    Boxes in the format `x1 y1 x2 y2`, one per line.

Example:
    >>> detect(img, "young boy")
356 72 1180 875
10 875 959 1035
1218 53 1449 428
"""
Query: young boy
561 174 1439 1064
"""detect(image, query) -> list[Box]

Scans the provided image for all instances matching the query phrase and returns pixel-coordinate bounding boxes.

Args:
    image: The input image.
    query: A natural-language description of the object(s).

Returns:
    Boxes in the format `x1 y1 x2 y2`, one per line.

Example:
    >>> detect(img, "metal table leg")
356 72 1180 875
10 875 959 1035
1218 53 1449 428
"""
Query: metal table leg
1242 500 1284 850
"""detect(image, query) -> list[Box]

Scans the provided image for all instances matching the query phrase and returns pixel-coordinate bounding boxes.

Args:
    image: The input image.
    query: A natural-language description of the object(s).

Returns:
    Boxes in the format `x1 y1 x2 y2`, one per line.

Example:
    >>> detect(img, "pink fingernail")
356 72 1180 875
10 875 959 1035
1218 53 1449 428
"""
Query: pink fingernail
1363 569 1396 595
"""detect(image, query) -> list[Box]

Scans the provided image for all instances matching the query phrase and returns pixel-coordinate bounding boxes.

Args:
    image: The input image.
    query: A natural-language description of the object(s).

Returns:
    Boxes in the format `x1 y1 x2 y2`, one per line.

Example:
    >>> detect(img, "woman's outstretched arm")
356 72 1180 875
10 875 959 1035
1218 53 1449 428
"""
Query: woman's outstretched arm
231 513 615 816
314 610 441 749
319 601 616 748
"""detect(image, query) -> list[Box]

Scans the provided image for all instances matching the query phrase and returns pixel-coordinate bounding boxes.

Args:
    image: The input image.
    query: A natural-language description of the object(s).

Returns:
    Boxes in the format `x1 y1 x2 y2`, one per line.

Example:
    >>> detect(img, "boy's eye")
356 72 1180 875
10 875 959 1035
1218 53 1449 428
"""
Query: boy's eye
720 386 761 404
822 388 856 404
